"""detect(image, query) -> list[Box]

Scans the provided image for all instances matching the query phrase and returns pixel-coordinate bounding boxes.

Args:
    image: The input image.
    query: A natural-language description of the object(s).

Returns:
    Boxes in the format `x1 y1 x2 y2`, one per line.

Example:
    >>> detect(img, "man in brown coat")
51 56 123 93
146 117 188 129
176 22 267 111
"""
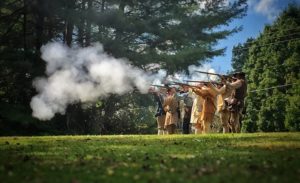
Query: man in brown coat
163 87 179 134
226 72 247 133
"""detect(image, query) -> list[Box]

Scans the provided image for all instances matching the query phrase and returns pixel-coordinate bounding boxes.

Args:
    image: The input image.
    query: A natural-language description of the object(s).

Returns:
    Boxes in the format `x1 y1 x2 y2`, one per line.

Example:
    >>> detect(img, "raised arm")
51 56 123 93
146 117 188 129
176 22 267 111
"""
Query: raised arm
226 79 242 90
208 83 226 95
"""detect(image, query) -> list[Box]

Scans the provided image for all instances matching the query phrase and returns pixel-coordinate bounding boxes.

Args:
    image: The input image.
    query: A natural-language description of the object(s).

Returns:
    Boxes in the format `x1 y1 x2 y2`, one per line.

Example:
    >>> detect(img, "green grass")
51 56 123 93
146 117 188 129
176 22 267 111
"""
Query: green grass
0 133 300 183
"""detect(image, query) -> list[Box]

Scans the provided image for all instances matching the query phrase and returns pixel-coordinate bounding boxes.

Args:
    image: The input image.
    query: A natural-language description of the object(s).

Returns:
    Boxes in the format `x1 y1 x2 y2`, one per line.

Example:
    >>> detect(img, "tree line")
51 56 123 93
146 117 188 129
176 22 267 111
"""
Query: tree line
0 0 247 135
232 5 300 132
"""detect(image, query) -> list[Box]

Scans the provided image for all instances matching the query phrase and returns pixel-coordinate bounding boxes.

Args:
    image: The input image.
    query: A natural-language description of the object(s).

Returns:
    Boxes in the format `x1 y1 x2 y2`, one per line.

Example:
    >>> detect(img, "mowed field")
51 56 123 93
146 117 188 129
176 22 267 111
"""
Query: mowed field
0 133 300 183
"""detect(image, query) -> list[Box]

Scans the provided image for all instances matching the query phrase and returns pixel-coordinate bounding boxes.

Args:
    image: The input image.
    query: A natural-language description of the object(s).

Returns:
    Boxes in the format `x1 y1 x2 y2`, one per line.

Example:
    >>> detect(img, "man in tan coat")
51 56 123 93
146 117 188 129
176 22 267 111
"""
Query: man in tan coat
189 85 204 134
210 82 233 133
192 83 218 134
163 87 179 134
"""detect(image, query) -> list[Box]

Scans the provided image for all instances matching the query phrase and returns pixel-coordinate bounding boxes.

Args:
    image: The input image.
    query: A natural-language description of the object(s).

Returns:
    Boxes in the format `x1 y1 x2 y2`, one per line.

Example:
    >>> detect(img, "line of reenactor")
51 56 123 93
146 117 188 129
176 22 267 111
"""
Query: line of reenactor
149 71 247 134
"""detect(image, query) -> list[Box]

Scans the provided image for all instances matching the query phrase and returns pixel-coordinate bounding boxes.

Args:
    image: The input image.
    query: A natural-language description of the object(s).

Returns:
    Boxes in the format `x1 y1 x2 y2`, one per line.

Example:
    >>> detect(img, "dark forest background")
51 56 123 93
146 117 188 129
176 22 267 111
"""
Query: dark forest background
0 0 298 135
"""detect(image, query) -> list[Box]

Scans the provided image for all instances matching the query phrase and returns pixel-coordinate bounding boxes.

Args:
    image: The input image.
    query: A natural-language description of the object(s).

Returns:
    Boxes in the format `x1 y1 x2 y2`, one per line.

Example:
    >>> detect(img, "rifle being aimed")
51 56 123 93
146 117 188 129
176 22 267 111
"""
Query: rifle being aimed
194 71 235 81
149 84 180 93
171 82 199 89
183 80 222 86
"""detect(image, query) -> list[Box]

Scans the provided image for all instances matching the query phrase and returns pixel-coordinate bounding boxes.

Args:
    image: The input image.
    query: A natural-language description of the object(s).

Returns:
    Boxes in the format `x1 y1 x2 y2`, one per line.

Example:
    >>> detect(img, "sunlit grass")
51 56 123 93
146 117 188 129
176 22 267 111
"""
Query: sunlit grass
0 133 300 183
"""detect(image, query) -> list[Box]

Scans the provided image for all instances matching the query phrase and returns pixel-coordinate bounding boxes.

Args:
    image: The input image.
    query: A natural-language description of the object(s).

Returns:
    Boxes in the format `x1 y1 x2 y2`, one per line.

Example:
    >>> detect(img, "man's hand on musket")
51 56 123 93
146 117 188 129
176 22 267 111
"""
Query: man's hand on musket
181 85 190 92
180 85 191 92
220 77 227 84
218 75 227 82
189 83 202 92
206 82 214 87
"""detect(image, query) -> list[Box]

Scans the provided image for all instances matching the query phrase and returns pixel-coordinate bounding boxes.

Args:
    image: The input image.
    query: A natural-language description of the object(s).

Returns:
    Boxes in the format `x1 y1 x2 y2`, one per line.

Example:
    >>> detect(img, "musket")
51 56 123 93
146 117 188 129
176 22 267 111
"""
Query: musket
194 71 234 80
183 80 222 85
149 84 181 93
171 82 198 88
151 84 168 88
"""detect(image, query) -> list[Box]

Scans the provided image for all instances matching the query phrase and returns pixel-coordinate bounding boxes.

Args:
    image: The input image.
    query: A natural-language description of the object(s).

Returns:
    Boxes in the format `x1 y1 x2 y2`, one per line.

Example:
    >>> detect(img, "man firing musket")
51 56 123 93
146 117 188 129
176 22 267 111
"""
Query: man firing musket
149 82 182 135
225 72 247 133
148 84 168 135
202 71 247 133
173 81 217 134
169 82 194 134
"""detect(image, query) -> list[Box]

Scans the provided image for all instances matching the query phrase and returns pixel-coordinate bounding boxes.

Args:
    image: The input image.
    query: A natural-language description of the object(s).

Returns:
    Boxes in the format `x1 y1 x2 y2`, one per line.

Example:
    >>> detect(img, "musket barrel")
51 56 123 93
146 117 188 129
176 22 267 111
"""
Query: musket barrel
195 71 234 80
172 82 197 88
195 71 220 76
183 80 222 85
151 84 166 87
184 80 211 83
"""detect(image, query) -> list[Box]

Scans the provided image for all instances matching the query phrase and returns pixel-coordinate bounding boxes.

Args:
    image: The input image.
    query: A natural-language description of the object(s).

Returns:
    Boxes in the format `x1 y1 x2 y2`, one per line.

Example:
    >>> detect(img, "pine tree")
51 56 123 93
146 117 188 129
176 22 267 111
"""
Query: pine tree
89 0 248 72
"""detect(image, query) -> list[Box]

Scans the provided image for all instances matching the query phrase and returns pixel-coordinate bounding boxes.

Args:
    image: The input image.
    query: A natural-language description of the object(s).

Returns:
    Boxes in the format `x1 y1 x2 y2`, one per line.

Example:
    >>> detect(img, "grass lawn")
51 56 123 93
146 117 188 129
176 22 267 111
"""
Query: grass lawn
0 133 300 183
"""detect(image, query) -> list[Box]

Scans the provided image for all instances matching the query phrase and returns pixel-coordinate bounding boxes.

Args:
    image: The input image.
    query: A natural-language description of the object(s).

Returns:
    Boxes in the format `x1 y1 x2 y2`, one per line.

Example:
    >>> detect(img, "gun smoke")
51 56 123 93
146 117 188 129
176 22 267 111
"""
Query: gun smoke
30 42 161 120
30 42 216 120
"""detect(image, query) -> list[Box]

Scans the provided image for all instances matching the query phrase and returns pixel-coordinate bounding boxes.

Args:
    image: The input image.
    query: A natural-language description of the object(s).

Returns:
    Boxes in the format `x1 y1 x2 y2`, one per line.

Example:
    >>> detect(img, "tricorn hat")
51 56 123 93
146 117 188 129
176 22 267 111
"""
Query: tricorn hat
233 71 245 77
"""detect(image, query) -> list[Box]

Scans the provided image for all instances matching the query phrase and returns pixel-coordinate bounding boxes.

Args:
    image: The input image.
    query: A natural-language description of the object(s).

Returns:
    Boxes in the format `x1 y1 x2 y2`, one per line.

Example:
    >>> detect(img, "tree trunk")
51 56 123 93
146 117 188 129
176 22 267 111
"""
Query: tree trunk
35 0 45 51
97 0 105 38
85 0 92 46
23 0 27 61
78 0 86 46
63 1 75 47
66 20 74 47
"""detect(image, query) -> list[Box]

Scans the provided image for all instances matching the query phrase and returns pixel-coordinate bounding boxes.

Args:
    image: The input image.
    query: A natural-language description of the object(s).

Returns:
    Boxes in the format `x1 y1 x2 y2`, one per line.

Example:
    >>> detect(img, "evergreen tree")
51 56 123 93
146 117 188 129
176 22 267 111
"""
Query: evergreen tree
242 5 300 132
88 0 248 72
231 38 254 72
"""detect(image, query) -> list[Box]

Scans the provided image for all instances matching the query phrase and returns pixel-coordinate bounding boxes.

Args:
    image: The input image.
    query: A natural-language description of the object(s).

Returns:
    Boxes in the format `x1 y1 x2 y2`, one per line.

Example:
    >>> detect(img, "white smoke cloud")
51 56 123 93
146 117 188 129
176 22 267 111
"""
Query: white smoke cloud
30 42 165 120
151 69 167 85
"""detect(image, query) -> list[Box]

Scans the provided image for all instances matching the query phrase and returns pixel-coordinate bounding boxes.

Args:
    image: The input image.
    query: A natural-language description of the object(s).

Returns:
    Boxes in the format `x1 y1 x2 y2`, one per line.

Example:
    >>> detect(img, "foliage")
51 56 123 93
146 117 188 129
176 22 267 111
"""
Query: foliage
238 5 300 132
231 37 254 72
0 0 247 135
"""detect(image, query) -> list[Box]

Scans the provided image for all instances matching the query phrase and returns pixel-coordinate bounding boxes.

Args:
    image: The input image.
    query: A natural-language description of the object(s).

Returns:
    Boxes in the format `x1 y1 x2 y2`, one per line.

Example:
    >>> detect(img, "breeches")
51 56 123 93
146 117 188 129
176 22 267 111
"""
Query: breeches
230 111 241 133
195 112 214 133
220 110 230 133
164 112 178 127
166 124 176 134
156 115 166 129
182 117 190 134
